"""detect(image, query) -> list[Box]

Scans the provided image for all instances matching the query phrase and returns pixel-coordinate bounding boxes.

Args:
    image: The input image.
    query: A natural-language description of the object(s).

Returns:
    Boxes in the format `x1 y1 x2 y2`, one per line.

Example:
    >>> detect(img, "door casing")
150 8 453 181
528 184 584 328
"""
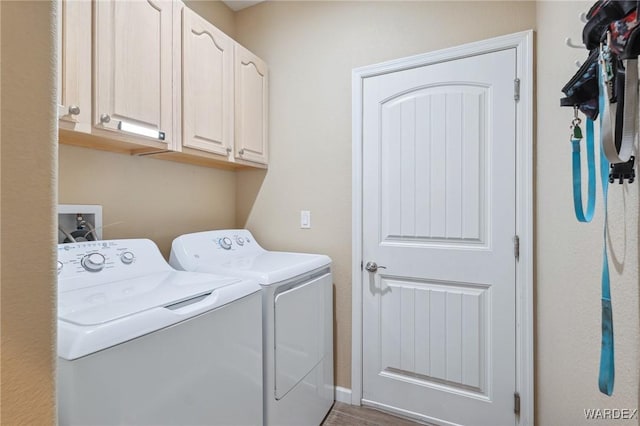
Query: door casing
351 30 534 425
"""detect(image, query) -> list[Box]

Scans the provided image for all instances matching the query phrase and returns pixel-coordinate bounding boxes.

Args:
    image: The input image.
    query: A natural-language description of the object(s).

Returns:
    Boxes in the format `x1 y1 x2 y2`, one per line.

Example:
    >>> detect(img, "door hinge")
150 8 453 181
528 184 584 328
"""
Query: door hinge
514 392 521 415
513 235 520 261
514 78 521 101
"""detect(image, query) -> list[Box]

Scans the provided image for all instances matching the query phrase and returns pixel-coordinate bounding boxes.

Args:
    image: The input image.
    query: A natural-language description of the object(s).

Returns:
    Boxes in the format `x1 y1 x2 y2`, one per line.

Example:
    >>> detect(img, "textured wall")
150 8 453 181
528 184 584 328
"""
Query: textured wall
59 145 237 258
0 1 57 423
234 0 536 390
536 1 639 424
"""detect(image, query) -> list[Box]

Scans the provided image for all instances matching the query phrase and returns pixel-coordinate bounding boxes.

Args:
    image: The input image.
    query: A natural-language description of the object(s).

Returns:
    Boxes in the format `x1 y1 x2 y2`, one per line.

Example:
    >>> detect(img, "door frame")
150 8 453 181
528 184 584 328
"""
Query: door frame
351 30 534 425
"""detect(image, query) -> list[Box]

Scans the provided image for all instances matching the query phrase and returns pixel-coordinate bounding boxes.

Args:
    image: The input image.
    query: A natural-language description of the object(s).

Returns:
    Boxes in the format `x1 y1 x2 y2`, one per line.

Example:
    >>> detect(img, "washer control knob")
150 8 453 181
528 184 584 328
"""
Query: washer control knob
81 253 106 272
236 236 245 246
57 261 63 275
219 237 232 250
121 251 135 265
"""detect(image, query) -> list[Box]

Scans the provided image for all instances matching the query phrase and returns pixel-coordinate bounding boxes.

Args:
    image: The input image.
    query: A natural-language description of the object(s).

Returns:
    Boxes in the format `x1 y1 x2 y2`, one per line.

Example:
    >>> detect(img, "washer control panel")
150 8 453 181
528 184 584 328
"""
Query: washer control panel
58 239 171 290
120 251 135 264
81 252 107 272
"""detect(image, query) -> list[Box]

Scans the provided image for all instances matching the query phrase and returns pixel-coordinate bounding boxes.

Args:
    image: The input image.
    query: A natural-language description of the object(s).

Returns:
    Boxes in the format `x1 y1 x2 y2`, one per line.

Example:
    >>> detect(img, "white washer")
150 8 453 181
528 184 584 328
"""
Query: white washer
57 239 263 426
170 229 334 426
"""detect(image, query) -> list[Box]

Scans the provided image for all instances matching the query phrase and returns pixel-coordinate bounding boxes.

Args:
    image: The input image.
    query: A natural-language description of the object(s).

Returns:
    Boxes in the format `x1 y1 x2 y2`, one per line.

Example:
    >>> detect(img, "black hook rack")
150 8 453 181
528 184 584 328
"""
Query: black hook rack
609 156 636 184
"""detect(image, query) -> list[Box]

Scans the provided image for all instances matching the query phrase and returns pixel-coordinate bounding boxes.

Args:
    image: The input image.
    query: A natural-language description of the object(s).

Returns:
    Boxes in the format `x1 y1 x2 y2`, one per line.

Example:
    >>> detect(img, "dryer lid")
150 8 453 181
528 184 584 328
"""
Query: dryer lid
193 251 331 285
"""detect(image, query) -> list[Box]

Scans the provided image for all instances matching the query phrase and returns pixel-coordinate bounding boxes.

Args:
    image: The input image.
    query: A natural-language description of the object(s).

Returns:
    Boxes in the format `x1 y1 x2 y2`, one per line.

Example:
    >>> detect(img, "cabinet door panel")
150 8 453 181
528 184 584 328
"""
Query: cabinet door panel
59 0 91 131
95 0 172 143
181 7 233 157
235 45 268 165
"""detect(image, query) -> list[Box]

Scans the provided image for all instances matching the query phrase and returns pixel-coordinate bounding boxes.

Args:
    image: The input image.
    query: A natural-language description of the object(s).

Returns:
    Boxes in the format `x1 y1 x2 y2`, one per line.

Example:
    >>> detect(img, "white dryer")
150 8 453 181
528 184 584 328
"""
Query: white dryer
57 239 263 426
170 229 334 426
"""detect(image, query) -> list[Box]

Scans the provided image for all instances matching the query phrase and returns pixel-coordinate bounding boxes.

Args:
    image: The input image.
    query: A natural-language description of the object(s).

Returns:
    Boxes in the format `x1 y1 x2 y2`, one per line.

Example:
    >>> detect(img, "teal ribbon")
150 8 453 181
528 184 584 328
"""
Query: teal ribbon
597 60 614 396
572 118 597 223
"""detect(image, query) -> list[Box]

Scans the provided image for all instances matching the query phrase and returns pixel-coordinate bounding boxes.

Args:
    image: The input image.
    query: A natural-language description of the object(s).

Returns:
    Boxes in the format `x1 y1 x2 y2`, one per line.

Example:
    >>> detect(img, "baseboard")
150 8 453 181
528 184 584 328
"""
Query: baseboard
335 386 352 404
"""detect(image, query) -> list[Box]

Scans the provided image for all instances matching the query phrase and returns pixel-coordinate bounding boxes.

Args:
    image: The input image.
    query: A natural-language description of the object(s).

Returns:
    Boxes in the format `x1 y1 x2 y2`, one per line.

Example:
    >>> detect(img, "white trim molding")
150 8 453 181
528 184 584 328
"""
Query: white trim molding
351 30 534 425
335 386 353 404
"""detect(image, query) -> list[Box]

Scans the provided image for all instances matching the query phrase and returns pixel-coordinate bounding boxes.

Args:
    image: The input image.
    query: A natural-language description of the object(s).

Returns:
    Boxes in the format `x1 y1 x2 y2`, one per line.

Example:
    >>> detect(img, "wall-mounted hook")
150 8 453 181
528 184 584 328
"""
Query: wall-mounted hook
609 156 636 184
579 12 588 23
565 37 583 49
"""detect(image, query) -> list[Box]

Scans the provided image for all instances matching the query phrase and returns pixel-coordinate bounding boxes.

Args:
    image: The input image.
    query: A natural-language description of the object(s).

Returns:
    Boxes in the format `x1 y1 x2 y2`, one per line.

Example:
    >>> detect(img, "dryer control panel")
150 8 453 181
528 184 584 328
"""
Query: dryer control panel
170 229 266 271
212 230 257 252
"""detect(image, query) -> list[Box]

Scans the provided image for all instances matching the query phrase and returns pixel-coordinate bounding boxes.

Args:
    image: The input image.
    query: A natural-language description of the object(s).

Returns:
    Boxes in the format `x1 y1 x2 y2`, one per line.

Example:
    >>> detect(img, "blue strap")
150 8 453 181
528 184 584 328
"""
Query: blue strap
572 118 597 222
597 61 614 396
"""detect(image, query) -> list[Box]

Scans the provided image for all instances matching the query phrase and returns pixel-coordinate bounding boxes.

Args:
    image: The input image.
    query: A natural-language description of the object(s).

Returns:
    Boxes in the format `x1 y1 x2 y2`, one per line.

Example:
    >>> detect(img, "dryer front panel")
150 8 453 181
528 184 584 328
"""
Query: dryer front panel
274 273 332 400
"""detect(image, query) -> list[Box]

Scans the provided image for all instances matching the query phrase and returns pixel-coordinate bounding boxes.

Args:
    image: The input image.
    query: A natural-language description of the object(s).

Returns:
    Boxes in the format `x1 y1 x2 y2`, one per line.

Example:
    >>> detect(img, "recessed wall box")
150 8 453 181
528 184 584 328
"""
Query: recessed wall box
58 204 103 243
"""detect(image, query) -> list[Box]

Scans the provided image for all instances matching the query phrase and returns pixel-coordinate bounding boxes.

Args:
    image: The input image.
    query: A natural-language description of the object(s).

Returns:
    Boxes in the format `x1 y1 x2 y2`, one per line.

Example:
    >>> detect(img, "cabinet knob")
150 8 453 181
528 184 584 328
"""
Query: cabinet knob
238 149 245 156
100 113 111 124
68 105 80 116
226 147 232 154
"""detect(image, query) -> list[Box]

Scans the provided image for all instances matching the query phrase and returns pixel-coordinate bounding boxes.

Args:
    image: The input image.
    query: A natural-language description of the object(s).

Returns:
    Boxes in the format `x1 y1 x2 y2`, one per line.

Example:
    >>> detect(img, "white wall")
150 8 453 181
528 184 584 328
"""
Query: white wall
536 1 639 424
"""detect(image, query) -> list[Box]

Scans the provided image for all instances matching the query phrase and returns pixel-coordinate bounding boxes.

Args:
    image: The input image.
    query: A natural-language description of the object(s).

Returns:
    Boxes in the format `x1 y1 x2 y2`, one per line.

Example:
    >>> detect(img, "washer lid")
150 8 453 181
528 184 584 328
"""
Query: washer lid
195 251 331 285
57 271 260 360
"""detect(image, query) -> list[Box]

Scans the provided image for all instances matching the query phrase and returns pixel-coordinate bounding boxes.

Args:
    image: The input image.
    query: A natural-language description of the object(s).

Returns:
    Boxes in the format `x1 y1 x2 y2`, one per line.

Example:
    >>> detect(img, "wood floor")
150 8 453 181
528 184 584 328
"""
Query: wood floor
322 402 423 425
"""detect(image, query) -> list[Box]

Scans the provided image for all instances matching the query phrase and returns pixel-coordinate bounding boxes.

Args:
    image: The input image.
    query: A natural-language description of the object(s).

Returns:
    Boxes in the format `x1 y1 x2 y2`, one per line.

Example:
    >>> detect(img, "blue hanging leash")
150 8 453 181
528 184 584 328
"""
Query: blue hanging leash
571 110 597 223
597 58 614 396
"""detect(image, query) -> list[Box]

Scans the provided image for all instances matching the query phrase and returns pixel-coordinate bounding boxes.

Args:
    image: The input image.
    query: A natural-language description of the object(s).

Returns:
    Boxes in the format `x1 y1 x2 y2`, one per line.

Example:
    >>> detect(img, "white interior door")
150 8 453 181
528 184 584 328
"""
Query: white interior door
362 48 517 426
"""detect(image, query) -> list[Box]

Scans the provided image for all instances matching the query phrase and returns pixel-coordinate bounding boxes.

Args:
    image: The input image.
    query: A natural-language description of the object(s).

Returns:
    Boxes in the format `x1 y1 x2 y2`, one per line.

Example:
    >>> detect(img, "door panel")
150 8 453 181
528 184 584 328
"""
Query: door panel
235 44 269 165
113 2 161 125
182 7 233 156
379 278 488 394
58 0 91 131
362 49 516 426
274 274 330 400
95 0 172 142
380 86 488 245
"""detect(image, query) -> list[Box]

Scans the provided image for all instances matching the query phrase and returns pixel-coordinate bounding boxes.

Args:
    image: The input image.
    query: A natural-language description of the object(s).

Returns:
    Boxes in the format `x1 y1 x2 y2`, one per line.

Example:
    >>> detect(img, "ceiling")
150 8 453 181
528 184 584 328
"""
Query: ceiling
222 0 265 11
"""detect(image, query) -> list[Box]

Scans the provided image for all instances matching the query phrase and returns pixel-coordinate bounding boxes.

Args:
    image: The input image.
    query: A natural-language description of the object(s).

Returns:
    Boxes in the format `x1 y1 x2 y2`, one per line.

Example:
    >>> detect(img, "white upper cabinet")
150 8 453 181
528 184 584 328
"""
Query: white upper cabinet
180 6 234 157
58 0 91 132
94 0 173 147
235 44 269 166
59 0 268 168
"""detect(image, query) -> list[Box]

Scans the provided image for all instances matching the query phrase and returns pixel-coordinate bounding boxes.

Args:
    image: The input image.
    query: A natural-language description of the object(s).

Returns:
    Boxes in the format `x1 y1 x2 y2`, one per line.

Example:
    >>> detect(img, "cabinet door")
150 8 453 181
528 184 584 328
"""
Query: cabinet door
181 7 234 157
58 0 91 132
94 0 172 145
235 45 269 165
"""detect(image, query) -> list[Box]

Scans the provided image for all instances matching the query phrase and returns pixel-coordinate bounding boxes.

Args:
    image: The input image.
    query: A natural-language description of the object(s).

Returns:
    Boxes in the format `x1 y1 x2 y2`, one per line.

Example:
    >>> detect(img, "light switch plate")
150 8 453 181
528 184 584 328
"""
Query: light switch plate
300 210 311 229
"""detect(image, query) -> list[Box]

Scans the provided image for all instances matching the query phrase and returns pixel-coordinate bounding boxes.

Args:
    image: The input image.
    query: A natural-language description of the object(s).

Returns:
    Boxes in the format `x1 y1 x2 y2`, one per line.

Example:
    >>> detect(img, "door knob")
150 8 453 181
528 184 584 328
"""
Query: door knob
365 261 386 273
